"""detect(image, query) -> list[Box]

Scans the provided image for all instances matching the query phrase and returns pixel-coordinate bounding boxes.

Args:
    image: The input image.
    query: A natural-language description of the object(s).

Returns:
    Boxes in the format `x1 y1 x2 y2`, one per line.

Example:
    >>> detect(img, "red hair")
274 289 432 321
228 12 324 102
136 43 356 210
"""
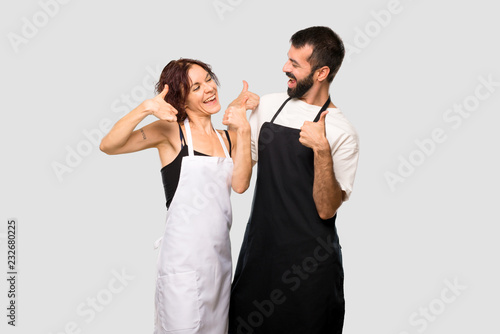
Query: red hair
155 58 220 122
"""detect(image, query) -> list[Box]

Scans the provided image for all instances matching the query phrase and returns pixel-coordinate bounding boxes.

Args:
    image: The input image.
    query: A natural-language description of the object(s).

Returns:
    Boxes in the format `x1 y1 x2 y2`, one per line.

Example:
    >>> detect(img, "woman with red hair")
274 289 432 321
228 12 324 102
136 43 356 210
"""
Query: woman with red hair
100 58 258 333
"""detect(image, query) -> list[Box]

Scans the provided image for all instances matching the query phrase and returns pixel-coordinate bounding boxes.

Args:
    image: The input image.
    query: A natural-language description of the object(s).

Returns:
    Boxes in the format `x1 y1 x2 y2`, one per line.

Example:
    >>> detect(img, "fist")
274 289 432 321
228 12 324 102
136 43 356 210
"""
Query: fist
223 96 250 132
145 84 178 122
299 110 329 151
229 80 260 111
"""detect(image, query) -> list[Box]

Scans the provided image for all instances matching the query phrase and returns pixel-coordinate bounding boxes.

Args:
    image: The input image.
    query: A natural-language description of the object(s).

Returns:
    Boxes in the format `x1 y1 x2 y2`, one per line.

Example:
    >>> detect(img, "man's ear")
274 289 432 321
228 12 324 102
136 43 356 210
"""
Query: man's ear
316 66 331 82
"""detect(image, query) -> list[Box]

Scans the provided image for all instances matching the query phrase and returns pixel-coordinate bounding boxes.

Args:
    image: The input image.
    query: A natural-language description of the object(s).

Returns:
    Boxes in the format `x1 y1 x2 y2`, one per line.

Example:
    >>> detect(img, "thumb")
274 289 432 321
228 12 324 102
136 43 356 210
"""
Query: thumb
240 96 249 108
319 110 329 123
159 84 169 99
241 80 249 93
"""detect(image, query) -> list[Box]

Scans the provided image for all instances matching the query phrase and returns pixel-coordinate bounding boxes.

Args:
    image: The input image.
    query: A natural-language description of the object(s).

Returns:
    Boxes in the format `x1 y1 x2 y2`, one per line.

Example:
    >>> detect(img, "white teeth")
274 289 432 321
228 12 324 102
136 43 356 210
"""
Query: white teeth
204 95 216 103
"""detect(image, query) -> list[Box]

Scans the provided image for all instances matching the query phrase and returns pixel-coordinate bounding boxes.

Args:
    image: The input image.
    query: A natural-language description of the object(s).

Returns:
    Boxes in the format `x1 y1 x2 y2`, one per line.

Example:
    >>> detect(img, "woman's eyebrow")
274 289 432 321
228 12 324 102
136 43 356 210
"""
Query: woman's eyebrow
191 73 211 87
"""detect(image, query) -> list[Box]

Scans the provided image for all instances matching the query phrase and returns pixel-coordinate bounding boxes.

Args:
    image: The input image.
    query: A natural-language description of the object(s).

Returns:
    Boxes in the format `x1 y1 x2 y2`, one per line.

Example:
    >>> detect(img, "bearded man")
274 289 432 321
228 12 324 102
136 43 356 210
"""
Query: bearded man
229 26 360 334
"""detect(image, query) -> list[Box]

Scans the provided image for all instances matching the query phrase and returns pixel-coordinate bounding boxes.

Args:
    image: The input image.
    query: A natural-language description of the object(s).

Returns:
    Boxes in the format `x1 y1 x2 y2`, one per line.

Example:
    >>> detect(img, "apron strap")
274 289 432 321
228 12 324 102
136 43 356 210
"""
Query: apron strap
154 236 163 249
183 118 230 158
270 97 292 124
215 130 230 158
224 130 232 157
313 96 332 122
183 118 195 156
270 96 331 124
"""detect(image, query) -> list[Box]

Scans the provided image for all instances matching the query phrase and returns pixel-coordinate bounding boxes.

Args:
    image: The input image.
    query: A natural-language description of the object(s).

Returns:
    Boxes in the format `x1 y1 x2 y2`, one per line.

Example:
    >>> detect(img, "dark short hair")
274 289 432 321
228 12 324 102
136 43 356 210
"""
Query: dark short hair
290 26 345 82
155 58 219 122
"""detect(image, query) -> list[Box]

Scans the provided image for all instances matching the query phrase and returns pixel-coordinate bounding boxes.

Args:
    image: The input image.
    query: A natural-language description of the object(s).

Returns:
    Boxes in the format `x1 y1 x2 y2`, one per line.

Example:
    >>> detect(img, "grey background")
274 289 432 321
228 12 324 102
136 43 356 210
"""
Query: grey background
1 0 499 333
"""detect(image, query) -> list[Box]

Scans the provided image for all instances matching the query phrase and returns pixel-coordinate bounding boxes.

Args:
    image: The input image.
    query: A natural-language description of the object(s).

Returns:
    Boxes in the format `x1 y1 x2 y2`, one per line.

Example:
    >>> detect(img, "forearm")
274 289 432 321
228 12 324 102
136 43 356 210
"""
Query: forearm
313 143 343 220
231 127 252 194
100 102 151 154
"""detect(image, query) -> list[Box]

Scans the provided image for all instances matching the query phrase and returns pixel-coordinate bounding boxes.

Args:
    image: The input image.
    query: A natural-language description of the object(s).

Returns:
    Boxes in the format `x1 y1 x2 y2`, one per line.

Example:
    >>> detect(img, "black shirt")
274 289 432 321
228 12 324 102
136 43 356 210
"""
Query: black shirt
160 124 231 208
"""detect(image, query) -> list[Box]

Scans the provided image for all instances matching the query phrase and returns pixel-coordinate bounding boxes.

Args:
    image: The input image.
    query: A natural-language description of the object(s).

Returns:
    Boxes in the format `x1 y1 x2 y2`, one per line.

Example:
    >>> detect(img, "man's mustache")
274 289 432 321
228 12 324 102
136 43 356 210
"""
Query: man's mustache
286 72 296 80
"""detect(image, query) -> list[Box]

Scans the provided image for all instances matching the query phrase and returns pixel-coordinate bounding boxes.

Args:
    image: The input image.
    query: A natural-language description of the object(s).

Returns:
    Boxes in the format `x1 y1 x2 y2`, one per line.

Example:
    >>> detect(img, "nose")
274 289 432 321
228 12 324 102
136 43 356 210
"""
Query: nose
203 82 215 93
283 60 292 73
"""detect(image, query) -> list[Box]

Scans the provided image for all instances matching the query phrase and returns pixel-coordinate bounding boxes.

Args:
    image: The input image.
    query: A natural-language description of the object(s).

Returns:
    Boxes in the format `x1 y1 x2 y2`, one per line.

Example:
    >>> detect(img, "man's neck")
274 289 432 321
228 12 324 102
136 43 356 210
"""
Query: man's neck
298 85 335 108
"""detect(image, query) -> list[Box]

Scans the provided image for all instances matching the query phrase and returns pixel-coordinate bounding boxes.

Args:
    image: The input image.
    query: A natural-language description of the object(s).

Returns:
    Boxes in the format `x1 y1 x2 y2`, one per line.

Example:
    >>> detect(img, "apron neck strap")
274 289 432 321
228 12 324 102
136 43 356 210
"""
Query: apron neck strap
183 118 230 158
270 97 292 124
183 118 195 156
313 96 331 122
216 131 230 158
270 96 331 124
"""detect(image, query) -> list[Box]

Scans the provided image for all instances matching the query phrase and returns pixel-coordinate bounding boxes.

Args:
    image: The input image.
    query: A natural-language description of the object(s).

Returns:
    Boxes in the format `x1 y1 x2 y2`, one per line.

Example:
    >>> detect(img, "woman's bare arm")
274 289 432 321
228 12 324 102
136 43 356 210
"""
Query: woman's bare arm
223 97 252 194
100 84 178 155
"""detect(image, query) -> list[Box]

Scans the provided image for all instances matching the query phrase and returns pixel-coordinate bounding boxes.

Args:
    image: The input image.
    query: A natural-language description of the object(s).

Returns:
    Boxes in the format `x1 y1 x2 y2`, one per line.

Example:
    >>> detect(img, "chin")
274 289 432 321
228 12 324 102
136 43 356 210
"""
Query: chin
287 88 300 98
210 104 222 114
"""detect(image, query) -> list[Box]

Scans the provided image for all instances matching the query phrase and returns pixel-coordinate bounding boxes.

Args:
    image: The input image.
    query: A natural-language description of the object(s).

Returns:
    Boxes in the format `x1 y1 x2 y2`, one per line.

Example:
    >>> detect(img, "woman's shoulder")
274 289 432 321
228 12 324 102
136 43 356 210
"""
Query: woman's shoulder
215 128 234 150
216 128 231 139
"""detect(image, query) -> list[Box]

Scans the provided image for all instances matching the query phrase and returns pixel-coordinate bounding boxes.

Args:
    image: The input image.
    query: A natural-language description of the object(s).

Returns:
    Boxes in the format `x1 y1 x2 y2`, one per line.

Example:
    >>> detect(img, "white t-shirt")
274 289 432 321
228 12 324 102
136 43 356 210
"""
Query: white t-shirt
249 92 360 201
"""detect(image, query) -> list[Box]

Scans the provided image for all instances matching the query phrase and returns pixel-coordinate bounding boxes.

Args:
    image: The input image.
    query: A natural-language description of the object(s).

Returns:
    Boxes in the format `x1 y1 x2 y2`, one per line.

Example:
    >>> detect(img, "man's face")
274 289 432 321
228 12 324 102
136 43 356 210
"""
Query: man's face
283 44 315 98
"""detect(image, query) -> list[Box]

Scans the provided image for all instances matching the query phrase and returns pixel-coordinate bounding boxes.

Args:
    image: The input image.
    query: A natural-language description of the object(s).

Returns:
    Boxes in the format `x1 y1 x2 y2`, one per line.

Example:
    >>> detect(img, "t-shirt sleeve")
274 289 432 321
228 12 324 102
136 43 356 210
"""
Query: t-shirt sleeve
331 132 360 202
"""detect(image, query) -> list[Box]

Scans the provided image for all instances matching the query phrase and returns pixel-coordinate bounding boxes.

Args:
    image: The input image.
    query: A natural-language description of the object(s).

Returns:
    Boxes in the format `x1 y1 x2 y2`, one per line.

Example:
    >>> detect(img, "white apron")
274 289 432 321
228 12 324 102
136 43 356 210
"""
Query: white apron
154 118 233 334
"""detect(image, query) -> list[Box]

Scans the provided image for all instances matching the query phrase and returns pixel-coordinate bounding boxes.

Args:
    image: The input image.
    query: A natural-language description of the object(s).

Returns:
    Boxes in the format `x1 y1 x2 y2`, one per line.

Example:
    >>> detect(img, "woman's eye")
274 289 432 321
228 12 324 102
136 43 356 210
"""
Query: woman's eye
193 86 199 91
207 77 212 82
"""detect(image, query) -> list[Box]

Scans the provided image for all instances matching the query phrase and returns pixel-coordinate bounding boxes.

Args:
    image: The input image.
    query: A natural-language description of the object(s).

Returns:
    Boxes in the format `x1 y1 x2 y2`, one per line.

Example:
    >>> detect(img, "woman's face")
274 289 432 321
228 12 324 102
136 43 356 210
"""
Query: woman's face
185 64 220 116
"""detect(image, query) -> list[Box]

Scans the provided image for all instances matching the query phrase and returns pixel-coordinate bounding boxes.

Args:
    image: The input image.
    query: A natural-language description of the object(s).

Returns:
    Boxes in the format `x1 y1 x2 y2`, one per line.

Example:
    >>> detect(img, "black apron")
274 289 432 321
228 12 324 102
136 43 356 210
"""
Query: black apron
229 97 345 334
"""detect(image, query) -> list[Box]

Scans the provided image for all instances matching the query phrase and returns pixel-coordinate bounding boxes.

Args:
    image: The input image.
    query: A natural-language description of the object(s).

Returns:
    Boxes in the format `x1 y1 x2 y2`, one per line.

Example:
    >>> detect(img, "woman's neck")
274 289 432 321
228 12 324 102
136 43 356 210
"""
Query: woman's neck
186 114 213 135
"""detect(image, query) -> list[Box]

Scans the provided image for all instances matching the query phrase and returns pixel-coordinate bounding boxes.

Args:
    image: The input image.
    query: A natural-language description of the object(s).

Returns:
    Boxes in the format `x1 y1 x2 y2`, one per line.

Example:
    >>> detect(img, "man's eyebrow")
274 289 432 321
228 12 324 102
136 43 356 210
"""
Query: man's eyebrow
289 57 300 66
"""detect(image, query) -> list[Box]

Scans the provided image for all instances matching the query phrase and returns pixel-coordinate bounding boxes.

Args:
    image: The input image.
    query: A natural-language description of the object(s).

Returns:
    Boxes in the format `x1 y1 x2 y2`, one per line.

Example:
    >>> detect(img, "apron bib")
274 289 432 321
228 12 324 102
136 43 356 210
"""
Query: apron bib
155 118 233 334
229 97 345 334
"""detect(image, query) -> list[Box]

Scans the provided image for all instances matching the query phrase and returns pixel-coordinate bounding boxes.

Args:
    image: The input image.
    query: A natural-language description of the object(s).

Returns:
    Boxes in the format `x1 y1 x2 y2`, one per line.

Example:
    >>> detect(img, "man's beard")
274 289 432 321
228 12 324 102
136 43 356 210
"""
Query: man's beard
287 71 314 98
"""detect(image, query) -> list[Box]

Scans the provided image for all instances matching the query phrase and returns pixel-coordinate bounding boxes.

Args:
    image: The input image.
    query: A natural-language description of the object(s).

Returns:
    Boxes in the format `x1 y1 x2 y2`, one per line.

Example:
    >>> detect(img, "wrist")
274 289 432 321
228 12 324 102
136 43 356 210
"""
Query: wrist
314 138 331 156
236 123 251 136
140 100 155 116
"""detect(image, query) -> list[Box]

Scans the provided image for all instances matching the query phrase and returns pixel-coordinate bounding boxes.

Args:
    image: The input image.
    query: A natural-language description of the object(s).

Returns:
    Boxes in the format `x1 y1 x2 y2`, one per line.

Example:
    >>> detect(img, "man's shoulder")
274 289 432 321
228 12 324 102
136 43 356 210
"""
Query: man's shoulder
252 92 289 121
260 92 289 107
326 108 359 146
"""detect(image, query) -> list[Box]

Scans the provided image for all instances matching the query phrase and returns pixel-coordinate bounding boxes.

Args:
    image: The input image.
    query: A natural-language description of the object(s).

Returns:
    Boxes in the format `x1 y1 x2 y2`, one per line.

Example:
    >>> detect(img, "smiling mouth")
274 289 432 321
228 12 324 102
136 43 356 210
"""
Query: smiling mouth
286 73 297 88
204 95 217 103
